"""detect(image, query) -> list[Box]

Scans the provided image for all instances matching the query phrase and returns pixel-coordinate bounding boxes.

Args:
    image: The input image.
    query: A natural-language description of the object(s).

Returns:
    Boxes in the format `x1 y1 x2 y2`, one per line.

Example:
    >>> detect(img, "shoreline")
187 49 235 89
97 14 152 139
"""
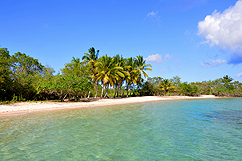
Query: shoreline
0 95 217 117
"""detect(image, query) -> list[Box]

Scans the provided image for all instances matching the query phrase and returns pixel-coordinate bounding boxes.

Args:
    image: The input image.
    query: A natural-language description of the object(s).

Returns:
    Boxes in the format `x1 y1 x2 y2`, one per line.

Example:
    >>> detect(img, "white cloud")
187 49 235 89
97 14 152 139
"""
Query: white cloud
200 40 209 44
165 53 174 61
145 53 163 63
198 0 242 64
236 72 242 78
201 59 227 67
144 11 161 24
146 11 158 17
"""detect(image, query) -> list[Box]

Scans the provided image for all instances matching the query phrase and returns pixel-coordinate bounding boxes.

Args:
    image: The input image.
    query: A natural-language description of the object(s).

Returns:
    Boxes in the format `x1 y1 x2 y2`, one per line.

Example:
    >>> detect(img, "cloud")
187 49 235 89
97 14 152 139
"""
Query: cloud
164 53 174 61
201 59 227 67
144 11 161 24
198 0 242 64
236 72 242 78
146 11 158 17
145 53 176 63
200 40 209 44
145 53 163 63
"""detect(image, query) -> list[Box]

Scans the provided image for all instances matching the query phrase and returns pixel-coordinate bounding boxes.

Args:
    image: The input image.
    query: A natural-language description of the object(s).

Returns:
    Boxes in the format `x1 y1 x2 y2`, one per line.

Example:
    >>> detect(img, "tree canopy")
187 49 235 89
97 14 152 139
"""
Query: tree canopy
1 47 242 103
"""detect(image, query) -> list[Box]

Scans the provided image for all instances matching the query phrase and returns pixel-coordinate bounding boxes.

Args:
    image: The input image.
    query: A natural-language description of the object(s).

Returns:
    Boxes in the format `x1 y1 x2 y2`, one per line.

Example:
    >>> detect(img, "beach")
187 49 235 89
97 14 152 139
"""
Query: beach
0 95 216 116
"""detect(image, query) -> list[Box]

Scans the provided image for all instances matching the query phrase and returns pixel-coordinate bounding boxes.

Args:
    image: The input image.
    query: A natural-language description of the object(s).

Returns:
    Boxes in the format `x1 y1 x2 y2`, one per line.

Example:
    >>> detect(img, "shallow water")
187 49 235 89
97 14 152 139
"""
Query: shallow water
1 98 242 160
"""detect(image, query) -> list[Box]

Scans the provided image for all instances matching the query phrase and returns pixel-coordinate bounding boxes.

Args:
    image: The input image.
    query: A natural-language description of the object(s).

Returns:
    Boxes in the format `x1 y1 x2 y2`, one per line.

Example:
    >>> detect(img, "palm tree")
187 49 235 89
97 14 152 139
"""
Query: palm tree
113 55 130 97
95 55 125 98
159 79 175 96
125 57 139 97
135 55 152 79
82 47 99 69
82 47 99 98
125 55 152 96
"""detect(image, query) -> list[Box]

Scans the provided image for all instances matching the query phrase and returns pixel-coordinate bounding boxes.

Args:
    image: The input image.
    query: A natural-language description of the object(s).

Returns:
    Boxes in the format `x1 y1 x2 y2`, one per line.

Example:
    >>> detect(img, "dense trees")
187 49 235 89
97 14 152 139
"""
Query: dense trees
0 47 153 102
140 75 242 97
1 46 242 103
0 48 12 101
159 79 175 96
0 49 46 101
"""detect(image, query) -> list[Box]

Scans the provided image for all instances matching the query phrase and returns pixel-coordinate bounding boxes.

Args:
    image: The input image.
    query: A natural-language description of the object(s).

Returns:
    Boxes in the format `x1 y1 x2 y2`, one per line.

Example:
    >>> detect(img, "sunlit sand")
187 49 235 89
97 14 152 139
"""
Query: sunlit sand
0 95 216 116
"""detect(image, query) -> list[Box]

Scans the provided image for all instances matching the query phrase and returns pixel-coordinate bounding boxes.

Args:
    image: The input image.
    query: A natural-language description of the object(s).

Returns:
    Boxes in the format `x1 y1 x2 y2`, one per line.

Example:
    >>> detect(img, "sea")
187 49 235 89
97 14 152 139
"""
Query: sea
0 98 242 160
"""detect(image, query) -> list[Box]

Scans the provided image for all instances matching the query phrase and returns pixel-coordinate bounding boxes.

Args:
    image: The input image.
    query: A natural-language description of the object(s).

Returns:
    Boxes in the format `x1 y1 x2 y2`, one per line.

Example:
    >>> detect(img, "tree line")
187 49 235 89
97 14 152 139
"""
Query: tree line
139 75 242 97
0 47 152 102
1 47 242 103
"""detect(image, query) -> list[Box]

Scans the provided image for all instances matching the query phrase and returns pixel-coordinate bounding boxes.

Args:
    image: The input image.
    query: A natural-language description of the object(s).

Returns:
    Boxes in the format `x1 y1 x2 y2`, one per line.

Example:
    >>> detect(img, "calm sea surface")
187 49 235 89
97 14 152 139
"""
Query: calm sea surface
1 98 242 160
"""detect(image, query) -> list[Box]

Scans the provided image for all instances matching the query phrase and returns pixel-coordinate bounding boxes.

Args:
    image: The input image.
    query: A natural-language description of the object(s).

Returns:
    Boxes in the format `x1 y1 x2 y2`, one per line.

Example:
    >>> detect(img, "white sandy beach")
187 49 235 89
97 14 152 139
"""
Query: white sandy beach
0 95 216 116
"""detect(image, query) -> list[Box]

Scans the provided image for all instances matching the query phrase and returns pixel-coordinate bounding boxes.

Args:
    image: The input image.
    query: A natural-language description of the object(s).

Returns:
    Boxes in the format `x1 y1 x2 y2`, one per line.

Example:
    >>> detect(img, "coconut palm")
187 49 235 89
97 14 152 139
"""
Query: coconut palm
125 57 140 97
135 55 152 79
113 55 130 97
95 55 125 98
159 79 175 96
82 47 99 69
82 47 99 98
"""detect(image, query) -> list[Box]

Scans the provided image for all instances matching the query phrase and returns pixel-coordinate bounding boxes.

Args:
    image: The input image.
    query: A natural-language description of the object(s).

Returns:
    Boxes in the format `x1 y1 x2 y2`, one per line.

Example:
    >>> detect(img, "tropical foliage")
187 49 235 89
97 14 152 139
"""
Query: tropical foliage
1 46 242 103
0 47 153 102
159 79 175 96
140 75 242 97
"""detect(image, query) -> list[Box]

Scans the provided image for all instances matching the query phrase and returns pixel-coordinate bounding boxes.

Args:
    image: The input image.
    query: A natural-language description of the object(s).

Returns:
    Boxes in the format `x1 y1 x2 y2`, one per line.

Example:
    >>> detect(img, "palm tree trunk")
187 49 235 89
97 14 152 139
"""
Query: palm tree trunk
95 82 98 98
119 85 122 97
105 86 109 98
101 85 105 99
130 88 132 97
113 84 117 98
87 91 90 98
113 87 117 98
123 82 127 97
116 86 119 97
127 88 130 97
130 84 134 97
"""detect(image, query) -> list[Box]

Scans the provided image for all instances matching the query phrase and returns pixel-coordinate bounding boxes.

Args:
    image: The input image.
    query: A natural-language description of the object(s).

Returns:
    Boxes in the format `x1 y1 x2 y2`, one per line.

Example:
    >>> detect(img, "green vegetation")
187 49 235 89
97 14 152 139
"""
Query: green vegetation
139 75 242 97
1 47 242 103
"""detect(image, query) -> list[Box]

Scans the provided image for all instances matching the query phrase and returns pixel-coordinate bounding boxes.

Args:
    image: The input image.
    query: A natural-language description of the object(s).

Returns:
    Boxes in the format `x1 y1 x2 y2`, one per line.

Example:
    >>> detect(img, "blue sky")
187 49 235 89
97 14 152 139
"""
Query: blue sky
1 0 242 82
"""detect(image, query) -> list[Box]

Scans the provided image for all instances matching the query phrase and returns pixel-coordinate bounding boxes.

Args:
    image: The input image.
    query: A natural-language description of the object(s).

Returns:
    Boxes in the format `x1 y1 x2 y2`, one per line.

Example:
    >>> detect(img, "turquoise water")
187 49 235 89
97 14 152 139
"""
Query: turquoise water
1 98 242 160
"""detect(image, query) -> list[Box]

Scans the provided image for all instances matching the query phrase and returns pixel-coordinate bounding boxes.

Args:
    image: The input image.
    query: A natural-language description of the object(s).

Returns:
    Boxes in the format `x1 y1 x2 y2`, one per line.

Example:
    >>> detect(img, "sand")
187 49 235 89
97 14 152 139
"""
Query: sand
0 95 217 117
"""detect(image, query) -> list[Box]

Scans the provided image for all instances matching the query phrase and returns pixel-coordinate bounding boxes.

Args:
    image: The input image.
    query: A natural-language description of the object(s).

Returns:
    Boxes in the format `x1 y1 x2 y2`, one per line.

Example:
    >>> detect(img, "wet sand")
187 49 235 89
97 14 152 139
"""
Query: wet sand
0 95 217 117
